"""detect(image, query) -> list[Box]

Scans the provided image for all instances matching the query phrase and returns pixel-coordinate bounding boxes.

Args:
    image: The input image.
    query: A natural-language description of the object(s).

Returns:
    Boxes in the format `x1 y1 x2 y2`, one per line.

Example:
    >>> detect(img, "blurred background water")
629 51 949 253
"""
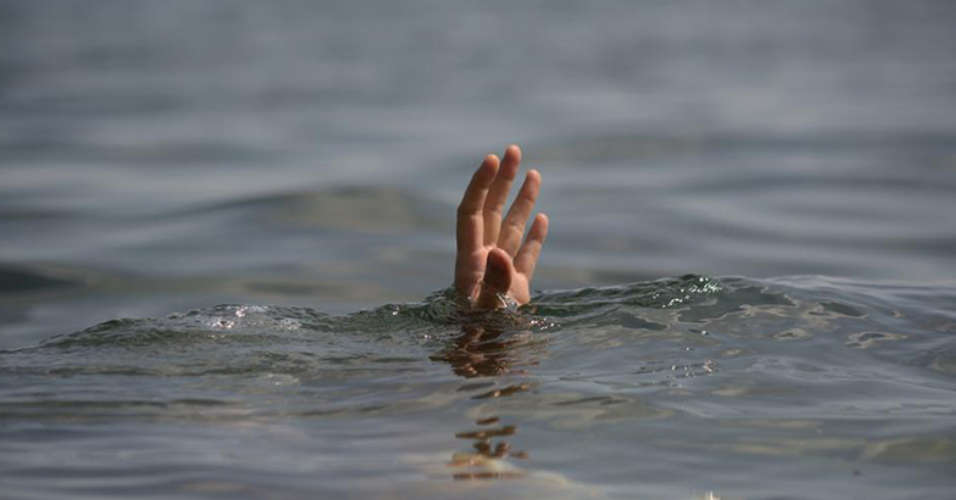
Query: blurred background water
1 1 955 498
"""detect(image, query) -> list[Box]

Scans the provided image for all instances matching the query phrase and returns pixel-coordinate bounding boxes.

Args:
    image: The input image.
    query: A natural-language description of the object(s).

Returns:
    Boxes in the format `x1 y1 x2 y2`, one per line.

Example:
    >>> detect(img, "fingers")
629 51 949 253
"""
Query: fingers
455 144 546 310
514 213 548 279
456 154 499 254
481 145 521 246
497 169 541 256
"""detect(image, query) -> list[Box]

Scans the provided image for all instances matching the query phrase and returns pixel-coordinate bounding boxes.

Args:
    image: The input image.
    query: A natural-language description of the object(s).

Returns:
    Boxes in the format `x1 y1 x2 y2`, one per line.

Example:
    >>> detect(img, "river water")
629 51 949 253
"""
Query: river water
1 1 955 498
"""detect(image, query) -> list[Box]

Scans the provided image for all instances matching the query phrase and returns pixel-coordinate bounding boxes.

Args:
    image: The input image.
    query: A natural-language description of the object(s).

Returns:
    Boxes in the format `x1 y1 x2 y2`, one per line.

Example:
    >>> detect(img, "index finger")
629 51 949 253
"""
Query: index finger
456 154 500 253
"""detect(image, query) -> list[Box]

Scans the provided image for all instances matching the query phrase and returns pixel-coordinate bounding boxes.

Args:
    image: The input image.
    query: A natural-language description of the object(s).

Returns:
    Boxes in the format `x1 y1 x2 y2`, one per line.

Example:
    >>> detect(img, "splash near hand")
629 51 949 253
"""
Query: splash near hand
454 145 549 310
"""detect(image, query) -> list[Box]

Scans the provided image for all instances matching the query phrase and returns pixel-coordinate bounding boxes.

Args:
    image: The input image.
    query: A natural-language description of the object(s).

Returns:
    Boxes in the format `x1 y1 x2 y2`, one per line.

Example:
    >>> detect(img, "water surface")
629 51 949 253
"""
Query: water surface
2 1 956 498
2 276 955 498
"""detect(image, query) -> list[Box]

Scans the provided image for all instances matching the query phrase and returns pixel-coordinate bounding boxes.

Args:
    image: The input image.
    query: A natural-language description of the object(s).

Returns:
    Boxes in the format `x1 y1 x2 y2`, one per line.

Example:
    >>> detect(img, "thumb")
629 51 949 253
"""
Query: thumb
475 248 514 310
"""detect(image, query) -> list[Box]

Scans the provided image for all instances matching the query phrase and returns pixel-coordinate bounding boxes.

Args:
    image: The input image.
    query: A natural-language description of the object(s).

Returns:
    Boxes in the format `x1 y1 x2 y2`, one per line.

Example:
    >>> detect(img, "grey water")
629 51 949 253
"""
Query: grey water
1 1 955 498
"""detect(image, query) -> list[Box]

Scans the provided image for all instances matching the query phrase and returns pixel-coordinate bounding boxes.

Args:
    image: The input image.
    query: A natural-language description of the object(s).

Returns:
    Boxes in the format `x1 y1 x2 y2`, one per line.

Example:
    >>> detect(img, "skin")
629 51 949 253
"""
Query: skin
454 144 549 310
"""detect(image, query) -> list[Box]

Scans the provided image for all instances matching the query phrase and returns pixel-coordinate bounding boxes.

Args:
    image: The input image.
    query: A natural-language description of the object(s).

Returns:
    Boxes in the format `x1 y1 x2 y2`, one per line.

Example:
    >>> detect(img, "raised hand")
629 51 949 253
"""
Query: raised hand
454 145 549 310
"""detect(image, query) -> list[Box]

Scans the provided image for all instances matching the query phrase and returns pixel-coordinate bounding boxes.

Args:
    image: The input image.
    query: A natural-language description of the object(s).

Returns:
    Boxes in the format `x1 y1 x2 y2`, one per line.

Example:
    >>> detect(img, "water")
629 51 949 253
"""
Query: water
2 1 955 498
3 277 955 498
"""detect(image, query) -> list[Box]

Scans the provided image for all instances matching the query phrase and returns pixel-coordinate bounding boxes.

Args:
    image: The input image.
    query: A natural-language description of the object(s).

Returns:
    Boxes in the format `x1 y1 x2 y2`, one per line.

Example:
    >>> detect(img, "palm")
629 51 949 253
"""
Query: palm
454 145 548 310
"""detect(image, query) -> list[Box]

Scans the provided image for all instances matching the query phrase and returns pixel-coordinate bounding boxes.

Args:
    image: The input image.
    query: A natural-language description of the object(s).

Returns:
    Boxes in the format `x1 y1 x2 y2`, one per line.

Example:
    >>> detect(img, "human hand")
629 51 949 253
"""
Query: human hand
454 145 548 310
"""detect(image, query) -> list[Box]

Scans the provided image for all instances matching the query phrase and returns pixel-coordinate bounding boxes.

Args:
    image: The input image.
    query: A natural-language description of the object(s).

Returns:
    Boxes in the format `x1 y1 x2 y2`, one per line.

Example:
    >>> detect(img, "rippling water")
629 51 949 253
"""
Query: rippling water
2 0 956 498
2 276 955 498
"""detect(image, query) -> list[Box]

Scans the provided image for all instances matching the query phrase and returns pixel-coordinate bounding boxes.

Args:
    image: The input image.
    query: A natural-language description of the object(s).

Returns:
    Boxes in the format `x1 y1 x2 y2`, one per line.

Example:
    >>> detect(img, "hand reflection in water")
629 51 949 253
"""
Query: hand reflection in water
440 323 531 378
434 318 535 479
454 144 549 311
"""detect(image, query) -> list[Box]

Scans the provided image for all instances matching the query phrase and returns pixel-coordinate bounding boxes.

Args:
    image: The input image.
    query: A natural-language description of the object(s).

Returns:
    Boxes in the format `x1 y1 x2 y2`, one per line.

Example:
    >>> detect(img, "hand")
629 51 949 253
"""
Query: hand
454 145 549 310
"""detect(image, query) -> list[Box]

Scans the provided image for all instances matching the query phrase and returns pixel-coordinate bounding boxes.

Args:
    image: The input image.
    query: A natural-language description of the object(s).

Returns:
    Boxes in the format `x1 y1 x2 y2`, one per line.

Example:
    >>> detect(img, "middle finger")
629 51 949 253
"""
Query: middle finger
481 145 521 246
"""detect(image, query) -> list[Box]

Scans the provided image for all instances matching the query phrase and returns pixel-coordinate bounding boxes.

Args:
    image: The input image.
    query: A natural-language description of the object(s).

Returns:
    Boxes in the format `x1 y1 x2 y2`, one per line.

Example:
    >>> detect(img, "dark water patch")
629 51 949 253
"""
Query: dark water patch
530 274 720 317
552 395 622 407
607 311 666 331
0 207 76 221
845 331 907 349
818 301 865 317
0 265 77 293
0 134 281 165
678 282 794 323
36 306 334 350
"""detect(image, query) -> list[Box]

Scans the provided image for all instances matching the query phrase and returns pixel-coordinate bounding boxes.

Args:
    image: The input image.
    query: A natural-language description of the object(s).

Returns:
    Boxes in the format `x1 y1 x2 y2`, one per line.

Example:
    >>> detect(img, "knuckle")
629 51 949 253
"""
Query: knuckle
505 219 523 231
483 206 502 217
